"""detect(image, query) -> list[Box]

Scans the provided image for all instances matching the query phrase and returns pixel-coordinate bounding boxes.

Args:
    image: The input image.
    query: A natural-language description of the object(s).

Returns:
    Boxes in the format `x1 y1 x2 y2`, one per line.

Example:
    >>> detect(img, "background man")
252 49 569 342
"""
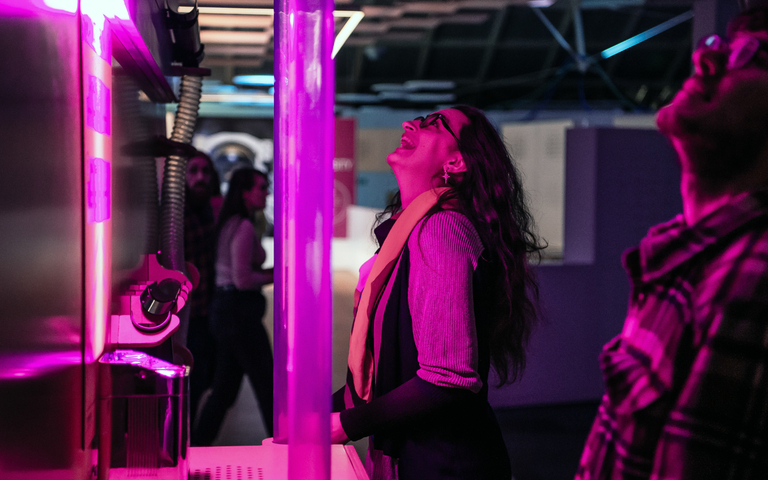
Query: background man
576 5 768 479
184 151 220 430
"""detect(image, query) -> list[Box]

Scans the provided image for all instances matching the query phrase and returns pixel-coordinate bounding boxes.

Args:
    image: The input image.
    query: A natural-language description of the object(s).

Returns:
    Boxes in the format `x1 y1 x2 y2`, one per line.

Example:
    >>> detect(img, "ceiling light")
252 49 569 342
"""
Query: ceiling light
402 2 458 14
600 10 693 59
333 11 365 58
370 83 406 92
371 81 456 93
336 93 382 104
201 92 274 106
527 0 555 6
404 80 455 91
405 93 455 103
198 14 273 29
200 30 272 45
205 45 268 56
179 6 364 59
179 6 273 16
232 75 275 86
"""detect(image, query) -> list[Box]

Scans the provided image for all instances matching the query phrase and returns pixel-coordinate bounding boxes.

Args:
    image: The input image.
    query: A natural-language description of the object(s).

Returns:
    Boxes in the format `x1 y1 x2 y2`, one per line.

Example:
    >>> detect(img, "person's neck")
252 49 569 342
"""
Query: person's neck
678 145 768 226
187 192 211 211
399 183 434 210
680 173 735 226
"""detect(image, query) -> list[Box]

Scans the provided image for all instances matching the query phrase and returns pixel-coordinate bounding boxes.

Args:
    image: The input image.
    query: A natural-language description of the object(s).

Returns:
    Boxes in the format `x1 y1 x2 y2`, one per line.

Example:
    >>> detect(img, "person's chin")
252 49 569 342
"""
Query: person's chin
191 185 209 195
387 147 413 162
657 102 701 140
656 105 677 136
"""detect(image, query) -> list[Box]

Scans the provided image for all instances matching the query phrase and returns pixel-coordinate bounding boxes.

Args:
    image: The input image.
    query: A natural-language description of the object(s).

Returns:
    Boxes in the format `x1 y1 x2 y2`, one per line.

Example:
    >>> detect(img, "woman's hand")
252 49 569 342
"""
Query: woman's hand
330 412 350 444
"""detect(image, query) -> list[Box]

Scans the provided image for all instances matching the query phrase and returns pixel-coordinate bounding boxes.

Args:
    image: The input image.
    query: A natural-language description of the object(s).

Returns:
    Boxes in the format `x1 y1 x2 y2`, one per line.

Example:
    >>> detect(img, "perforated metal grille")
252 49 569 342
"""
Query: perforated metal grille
189 465 264 480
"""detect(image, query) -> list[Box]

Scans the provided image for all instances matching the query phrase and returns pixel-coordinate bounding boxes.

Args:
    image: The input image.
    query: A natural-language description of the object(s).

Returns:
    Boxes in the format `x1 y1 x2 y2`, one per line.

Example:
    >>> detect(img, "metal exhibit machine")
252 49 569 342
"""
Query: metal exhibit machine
0 0 363 479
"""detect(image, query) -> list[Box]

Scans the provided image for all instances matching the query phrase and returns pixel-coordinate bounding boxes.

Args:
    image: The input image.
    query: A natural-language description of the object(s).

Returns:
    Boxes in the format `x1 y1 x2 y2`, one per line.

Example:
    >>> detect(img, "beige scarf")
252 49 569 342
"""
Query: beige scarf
347 187 449 402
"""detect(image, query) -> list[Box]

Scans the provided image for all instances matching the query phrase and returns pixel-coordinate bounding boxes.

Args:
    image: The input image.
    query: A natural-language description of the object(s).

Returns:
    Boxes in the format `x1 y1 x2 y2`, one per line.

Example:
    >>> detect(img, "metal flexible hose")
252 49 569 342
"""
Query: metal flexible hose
159 74 203 272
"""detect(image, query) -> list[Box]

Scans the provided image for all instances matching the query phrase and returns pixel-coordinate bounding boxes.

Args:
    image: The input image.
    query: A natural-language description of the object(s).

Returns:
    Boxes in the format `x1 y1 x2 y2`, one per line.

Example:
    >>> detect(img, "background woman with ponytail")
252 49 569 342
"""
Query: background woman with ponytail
193 167 274 445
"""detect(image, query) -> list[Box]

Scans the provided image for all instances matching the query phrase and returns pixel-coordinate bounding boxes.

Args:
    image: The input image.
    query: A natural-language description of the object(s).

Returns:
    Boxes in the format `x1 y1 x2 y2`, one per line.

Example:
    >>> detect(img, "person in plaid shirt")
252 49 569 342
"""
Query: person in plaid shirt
576 5 768 480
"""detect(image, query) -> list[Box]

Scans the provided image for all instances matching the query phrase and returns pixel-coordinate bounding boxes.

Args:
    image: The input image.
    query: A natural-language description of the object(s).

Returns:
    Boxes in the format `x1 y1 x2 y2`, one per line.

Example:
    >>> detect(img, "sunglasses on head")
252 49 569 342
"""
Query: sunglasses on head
414 113 459 144
697 33 767 71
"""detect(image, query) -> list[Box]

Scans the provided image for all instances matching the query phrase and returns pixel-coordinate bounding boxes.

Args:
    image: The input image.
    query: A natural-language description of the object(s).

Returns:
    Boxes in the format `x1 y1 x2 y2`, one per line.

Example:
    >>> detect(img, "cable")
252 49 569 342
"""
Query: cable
159 74 203 272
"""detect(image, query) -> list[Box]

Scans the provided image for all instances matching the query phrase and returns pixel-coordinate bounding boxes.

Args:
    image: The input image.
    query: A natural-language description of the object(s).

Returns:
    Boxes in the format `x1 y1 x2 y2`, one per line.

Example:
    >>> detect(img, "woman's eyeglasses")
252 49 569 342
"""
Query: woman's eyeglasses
697 33 766 71
414 113 459 144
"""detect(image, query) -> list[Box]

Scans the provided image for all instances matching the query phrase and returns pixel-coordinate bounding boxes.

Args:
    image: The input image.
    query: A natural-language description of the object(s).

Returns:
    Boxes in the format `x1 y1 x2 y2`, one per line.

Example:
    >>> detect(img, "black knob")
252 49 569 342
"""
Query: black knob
134 279 181 333
140 279 181 317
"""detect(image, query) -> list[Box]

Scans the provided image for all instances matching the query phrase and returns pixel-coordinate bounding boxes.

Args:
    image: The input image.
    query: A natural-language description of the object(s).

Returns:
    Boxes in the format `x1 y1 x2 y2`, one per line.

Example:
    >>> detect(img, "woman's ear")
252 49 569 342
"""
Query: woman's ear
446 154 467 174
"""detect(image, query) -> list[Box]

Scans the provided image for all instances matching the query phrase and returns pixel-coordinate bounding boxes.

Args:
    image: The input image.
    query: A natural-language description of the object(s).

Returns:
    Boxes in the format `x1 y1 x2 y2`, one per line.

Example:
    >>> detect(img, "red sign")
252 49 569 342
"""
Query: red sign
334 117 356 238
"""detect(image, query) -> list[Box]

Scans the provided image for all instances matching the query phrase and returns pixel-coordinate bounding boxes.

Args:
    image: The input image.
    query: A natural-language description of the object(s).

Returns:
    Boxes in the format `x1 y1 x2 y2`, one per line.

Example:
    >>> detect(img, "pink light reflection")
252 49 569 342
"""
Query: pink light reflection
43 0 77 13
87 157 111 223
100 350 187 378
0 351 82 380
0 0 75 16
81 0 129 20
92 220 107 360
98 0 130 20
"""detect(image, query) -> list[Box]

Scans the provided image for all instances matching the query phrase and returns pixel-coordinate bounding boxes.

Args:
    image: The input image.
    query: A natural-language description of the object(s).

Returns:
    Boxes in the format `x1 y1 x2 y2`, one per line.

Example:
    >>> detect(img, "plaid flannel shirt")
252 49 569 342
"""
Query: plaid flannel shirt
184 202 216 318
576 189 768 480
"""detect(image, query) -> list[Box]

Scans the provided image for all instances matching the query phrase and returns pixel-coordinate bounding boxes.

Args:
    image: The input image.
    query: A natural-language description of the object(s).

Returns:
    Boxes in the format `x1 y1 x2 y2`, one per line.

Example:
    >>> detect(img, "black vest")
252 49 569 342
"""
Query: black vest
353 218 512 480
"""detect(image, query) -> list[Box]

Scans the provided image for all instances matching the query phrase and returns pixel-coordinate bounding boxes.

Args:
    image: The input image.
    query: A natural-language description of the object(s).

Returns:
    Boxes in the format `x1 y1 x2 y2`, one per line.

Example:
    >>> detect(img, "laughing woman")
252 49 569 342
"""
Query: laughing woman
332 106 544 480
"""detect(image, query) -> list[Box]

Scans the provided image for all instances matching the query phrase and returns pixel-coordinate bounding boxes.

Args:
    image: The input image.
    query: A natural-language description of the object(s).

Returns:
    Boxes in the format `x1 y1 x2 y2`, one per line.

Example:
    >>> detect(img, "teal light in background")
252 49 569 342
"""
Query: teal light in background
600 10 694 59
232 74 275 86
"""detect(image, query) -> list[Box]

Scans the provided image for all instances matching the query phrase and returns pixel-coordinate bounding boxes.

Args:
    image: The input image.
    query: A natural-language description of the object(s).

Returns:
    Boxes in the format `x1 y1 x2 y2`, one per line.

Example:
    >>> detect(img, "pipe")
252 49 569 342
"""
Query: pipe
275 0 335 478
159 74 203 272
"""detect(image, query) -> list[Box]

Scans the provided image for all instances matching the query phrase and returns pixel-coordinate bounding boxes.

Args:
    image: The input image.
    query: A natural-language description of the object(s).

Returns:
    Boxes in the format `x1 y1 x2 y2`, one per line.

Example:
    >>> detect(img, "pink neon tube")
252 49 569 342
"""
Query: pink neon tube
274 0 335 478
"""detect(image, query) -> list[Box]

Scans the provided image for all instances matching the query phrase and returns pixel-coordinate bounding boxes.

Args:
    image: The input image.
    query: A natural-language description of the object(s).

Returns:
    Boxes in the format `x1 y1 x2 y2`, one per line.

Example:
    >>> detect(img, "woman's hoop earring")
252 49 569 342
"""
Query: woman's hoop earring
442 165 450 185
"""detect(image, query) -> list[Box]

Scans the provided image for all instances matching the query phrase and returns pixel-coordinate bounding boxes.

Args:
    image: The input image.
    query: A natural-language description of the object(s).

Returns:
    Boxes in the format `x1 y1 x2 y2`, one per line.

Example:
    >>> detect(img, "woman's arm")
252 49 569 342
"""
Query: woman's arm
231 219 273 290
409 211 484 392
337 211 485 441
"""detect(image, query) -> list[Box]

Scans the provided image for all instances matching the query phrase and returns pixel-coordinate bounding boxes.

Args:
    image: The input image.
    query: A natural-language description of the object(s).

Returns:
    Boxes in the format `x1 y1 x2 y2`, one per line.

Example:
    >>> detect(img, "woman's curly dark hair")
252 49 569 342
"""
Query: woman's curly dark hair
376 105 545 386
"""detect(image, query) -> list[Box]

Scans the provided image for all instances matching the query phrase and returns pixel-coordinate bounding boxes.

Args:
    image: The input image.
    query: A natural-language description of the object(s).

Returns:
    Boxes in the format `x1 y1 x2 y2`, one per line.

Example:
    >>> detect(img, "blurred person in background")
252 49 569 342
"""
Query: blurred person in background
193 167 274 445
184 151 219 431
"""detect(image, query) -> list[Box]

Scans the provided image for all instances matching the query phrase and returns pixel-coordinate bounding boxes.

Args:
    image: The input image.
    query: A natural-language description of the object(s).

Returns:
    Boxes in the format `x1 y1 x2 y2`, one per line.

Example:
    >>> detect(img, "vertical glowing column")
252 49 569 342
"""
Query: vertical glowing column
81 3 113 363
275 0 335 479
273 0 289 443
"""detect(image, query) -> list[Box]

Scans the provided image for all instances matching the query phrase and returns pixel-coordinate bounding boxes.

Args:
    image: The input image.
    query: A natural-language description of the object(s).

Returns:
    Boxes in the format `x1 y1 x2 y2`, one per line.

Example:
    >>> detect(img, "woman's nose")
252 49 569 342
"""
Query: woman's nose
693 47 726 77
402 120 417 131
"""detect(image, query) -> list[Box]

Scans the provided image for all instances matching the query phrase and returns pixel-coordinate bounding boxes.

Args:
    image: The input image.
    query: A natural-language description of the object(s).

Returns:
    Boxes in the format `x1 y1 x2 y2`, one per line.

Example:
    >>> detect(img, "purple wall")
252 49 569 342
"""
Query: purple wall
490 127 683 407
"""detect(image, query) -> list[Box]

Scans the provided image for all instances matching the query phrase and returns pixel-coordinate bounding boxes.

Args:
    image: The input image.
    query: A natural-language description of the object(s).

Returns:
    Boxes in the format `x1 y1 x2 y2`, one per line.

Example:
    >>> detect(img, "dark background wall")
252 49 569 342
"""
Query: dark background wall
490 127 683 407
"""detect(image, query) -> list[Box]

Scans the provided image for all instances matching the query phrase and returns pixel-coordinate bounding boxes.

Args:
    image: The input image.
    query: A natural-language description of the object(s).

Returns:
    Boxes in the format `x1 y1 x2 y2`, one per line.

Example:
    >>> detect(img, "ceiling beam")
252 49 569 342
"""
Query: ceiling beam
350 46 366 93
475 7 510 86
605 7 644 78
541 7 574 72
414 27 437 80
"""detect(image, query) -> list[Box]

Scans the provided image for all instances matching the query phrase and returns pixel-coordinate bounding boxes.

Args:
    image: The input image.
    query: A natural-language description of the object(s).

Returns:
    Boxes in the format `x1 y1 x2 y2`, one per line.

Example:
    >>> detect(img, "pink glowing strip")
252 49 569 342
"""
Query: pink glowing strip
80 1 127 362
276 0 335 478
